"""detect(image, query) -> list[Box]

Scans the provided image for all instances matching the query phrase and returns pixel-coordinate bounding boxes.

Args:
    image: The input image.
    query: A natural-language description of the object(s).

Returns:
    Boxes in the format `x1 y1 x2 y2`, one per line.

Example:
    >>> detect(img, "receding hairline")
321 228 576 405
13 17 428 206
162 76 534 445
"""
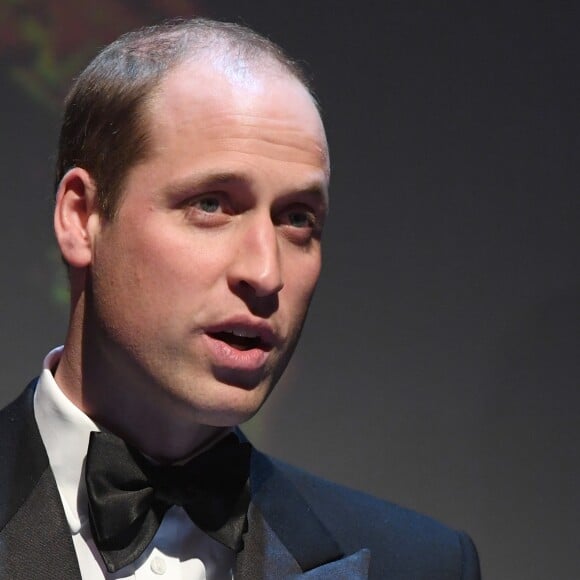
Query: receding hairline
95 18 315 98
145 47 321 115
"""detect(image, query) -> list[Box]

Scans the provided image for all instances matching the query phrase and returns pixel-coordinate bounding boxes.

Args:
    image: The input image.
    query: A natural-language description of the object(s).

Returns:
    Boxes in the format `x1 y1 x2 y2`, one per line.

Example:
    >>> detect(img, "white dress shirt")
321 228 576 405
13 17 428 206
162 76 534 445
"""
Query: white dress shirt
33 347 235 580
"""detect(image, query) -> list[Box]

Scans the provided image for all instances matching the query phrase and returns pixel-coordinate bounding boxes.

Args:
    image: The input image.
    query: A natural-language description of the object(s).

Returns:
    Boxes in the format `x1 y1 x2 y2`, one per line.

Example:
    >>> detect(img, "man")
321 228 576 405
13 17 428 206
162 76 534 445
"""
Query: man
0 18 481 579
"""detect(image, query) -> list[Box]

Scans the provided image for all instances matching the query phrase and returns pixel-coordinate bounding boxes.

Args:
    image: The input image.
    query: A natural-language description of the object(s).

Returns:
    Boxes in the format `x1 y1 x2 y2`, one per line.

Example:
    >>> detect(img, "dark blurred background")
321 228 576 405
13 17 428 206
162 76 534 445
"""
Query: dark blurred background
1 1 578 578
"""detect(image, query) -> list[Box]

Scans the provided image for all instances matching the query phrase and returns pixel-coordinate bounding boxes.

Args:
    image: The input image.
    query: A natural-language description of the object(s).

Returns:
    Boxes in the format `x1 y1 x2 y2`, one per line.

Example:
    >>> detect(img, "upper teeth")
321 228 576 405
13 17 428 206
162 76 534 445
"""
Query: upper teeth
231 328 259 338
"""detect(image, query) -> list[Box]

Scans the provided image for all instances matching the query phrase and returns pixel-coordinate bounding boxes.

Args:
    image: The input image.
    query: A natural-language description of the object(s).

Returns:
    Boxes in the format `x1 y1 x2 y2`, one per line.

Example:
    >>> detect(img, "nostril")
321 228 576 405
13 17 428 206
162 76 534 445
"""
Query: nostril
235 276 283 297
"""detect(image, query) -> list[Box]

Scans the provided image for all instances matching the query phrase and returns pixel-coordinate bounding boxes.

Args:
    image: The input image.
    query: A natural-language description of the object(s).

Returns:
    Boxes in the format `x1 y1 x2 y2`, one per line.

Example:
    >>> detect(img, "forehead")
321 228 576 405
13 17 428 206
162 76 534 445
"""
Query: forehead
144 57 330 176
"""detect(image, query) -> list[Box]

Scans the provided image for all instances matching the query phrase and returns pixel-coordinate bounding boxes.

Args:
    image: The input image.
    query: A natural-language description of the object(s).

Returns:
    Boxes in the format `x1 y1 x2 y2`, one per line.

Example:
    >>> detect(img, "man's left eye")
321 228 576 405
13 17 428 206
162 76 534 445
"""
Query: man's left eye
286 210 314 228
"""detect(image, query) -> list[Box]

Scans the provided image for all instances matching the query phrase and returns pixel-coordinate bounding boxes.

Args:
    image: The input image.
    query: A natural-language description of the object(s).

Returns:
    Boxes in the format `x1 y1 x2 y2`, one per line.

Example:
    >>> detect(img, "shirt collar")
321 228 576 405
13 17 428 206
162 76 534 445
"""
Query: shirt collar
33 347 235 535
33 346 99 534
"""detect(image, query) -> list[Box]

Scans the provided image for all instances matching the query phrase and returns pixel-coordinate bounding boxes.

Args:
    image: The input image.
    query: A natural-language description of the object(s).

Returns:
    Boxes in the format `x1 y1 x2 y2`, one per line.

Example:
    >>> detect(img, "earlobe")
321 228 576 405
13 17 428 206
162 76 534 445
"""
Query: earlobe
54 168 101 268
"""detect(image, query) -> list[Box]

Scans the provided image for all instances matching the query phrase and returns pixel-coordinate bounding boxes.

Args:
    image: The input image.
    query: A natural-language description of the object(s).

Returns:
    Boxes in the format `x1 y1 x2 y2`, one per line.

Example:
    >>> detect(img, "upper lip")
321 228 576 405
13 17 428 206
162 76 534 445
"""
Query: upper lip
204 317 280 349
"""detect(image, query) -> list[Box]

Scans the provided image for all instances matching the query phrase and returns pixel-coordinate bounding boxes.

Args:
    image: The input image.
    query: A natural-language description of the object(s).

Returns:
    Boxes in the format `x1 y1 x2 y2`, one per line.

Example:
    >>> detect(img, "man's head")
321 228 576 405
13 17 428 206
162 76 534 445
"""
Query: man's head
55 18 316 219
53 18 329 457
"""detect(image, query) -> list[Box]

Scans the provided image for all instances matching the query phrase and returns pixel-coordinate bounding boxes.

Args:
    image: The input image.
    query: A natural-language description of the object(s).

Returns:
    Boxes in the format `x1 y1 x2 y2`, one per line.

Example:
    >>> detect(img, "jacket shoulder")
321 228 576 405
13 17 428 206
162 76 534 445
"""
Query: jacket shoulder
0 380 49 530
269 457 480 580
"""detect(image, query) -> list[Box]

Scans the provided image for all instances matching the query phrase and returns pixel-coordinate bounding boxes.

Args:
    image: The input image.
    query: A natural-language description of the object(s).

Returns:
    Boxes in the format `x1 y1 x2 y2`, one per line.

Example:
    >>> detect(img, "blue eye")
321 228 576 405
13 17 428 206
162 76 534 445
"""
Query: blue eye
287 210 313 228
197 197 221 213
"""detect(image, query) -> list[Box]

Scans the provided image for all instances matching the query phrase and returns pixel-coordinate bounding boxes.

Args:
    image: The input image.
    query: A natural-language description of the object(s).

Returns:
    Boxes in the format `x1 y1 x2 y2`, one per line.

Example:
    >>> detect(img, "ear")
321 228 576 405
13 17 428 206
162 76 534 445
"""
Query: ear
54 168 101 268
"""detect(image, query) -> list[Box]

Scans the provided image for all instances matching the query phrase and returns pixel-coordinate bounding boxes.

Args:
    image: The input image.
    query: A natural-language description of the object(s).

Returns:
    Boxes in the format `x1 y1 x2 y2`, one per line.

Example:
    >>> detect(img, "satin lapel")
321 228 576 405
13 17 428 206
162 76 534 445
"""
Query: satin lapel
234 448 370 580
0 382 81 579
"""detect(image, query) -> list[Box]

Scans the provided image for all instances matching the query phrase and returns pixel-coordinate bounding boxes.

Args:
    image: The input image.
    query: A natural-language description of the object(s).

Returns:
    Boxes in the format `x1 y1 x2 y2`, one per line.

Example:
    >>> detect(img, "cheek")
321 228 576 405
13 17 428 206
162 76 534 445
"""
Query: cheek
120 227 229 287
282 255 321 314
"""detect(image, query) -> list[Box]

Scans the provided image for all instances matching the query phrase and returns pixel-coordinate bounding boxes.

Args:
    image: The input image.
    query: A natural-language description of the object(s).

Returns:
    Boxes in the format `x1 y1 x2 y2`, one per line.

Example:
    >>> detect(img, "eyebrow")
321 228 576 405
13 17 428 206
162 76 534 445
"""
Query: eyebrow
292 185 330 211
162 170 329 208
163 171 243 195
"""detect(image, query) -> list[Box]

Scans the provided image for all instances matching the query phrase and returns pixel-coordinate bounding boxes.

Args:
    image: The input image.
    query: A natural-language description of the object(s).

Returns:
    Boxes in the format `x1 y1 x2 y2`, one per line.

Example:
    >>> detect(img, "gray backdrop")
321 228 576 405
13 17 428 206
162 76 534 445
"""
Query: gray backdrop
1 2 578 578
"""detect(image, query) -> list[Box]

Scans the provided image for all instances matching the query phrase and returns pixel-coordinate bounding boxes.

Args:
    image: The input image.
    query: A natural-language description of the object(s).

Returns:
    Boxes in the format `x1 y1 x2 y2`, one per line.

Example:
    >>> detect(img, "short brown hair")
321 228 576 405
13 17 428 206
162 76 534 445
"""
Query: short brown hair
55 18 313 219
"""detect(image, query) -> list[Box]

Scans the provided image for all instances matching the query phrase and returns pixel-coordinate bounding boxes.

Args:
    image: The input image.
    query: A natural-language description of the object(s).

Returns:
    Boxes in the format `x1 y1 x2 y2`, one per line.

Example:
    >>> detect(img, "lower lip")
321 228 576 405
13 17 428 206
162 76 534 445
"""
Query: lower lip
203 334 270 372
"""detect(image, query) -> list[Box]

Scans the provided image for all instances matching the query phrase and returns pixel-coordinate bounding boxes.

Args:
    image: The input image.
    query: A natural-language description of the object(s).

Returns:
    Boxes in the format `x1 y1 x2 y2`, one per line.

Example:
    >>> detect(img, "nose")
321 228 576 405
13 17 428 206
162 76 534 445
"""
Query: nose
228 214 284 298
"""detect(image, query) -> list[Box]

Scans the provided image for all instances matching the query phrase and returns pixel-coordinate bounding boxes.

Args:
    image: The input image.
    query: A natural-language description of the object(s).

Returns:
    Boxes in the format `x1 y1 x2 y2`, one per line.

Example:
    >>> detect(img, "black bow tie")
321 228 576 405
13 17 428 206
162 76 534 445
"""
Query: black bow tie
85 431 252 573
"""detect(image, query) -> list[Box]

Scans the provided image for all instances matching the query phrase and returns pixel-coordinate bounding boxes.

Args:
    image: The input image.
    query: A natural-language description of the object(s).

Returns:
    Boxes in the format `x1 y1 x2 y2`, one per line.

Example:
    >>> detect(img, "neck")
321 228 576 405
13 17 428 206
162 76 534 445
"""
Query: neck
55 294 229 462
55 349 229 462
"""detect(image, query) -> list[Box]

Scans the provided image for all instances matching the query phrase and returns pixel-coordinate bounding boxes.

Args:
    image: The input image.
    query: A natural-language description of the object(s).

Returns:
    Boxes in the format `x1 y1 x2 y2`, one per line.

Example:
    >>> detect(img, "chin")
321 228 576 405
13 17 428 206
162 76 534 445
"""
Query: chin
192 404 261 428
178 382 271 428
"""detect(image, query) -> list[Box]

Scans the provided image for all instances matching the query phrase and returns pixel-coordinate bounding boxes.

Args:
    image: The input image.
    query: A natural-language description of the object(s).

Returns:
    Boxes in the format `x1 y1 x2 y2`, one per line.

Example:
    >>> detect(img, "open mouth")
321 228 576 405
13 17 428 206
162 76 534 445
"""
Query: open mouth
207 331 267 351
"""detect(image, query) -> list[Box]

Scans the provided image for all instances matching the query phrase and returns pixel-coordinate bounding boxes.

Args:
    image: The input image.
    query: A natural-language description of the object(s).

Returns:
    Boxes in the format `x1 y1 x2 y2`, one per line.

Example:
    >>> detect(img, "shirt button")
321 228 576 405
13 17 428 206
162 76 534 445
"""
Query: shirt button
150 556 167 575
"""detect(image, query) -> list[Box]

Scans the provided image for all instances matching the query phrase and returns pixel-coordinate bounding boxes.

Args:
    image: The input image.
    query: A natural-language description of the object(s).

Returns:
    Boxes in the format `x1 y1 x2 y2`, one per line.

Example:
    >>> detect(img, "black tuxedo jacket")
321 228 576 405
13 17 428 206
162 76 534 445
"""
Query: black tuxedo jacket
0 382 481 579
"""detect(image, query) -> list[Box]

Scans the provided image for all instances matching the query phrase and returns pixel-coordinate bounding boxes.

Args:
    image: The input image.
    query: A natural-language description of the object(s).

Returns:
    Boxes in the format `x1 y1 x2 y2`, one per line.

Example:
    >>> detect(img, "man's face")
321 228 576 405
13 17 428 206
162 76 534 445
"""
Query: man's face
86 59 329 427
